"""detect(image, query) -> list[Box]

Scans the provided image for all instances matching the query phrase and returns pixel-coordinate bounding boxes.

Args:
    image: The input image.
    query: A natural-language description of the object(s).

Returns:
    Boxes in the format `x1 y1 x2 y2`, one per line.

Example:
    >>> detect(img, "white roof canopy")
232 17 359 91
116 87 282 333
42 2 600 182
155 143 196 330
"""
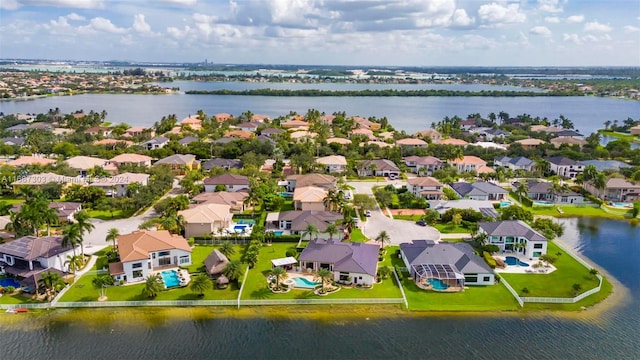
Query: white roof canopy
271 257 298 267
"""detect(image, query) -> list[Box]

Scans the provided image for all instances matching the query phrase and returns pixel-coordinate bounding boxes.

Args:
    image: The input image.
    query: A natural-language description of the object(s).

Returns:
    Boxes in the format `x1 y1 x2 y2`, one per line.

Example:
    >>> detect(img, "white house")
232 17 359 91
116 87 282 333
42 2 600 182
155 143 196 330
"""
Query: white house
0 235 78 276
89 172 150 197
406 177 443 200
316 155 348 173
403 156 444 176
203 174 250 193
109 230 192 284
547 156 584 179
478 220 548 259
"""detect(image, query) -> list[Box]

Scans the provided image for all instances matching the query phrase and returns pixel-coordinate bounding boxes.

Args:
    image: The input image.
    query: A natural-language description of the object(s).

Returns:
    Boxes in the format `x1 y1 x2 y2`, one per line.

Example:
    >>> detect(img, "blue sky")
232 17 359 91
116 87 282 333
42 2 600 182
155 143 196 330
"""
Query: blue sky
0 0 638 66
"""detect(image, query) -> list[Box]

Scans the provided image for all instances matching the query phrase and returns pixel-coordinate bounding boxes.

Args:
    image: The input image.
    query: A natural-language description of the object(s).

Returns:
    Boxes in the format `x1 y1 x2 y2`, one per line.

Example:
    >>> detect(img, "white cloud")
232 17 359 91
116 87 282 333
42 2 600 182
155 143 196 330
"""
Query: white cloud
563 33 581 44
530 26 552 37
22 0 104 9
566 15 584 23
159 0 197 5
0 0 20 10
478 3 526 25
624 25 640 32
65 12 85 21
584 21 612 33
451 8 475 27
545 16 560 23
166 25 191 40
85 17 128 34
132 14 151 33
538 0 563 13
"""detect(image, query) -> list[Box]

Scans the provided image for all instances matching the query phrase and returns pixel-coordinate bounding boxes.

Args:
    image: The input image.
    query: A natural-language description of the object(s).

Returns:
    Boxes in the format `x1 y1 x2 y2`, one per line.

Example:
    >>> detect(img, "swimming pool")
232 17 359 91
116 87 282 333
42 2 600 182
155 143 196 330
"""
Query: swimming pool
533 200 553 206
235 219 256 225
291 277 321 289
234 224 249 233
611 202 632 208
428 278 449 291
0 278 21 288
504 256 530 267
272 231 284 236
499 201 512 208
160 270 181 288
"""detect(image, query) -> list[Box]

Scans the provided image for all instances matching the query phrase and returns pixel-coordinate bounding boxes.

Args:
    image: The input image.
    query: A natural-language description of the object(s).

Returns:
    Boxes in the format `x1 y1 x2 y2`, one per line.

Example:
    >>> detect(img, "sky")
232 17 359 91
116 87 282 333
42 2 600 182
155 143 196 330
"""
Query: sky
0 0 639 66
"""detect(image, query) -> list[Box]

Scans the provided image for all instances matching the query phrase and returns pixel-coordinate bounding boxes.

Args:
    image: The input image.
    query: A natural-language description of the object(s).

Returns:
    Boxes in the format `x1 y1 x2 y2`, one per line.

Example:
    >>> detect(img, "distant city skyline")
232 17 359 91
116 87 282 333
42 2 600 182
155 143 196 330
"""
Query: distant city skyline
0 0 638 66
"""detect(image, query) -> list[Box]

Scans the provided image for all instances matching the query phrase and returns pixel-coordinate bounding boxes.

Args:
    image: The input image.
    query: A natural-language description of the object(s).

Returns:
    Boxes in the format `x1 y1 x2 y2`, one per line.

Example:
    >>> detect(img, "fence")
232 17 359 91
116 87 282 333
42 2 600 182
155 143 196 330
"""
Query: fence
499 277 524 307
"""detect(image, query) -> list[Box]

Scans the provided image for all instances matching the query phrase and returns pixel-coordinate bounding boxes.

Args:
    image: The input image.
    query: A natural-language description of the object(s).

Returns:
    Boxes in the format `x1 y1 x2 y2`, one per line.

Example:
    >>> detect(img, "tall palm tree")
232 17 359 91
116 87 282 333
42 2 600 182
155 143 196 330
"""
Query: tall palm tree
61 223 81 261
42 207 58 237
74 210 95 258
222 260 244 282
64 254 84 274
269 266 287 289
343 216 356 234
142 274 164 298
315 268 332 292
302 223 319 242
515 182 529 204
375 231 390 250
325 223 339 240
190 273 212 297
105 228 119 250
39 271 65 301
594 173 607 197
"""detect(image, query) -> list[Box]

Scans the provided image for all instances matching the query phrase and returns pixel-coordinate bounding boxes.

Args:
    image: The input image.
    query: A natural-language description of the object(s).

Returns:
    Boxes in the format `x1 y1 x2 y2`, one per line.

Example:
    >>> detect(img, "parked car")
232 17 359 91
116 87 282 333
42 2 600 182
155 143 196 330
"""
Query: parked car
416 220 427 226
365 210 372 217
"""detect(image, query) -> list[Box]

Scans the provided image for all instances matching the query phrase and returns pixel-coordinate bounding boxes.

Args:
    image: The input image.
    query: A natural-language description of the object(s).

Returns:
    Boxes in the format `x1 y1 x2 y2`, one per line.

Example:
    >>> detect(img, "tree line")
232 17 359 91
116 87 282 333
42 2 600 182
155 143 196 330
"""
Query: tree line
185 89 580 97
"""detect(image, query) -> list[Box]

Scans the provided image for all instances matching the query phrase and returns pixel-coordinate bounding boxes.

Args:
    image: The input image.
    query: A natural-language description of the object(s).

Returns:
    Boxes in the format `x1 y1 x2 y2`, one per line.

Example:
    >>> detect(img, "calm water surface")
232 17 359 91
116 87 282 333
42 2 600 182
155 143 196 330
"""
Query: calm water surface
0 218 638 360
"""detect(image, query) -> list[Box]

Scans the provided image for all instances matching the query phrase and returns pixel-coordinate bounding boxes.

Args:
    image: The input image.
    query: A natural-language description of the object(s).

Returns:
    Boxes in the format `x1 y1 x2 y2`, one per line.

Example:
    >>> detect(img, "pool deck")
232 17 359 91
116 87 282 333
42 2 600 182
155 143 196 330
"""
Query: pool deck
494 255 557 274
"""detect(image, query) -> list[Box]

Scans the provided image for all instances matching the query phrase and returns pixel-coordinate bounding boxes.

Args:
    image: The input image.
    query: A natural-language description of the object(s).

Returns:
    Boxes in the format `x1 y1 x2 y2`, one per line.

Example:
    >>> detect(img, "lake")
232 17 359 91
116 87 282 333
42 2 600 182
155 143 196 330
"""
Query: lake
0 218 638 360
1 88 638 136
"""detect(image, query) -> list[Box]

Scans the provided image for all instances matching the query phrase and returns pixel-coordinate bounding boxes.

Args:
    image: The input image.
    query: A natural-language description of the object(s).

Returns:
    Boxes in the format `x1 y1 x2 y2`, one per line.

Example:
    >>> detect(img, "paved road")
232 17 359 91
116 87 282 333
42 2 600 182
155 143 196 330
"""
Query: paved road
347 180 440 245
82 180 182 255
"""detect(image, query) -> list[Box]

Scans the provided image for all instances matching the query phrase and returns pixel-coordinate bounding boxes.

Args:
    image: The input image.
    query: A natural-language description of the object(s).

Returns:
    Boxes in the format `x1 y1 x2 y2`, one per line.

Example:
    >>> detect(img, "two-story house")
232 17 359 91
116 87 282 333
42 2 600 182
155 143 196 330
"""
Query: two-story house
448 156 488 173
406 177 443 200
316 155 348 174
450 181 508 201
547 156 584 179
357 159 400 178
478 220 548 259
203 173 250 193
403 156 444 176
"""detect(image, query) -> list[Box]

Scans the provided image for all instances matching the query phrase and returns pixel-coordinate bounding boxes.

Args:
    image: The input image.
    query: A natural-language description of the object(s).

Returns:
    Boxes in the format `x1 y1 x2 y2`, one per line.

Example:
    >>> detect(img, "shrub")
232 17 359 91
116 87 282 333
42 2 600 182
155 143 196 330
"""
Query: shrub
285 249 297 257
482 251 496 268
187 237 195 246
521 287 530 294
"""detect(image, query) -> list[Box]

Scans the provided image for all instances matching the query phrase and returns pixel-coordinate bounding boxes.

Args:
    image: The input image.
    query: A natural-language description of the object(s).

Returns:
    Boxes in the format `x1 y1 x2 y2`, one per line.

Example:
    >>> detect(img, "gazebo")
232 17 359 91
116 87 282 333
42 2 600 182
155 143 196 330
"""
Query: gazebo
216 275 229 289
271 257 298 271
411 263 465 292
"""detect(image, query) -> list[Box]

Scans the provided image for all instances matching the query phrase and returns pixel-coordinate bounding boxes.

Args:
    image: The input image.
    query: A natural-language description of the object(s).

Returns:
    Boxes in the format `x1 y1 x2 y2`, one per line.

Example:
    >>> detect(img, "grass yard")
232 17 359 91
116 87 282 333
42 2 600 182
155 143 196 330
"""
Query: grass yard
508 195 631 220
394 214 422 221
522 276 612 311
500 242 601 299
0 197 24 205
241 242 402 300
433 223 472 234
281 200 294 211
0 292 42 304
86 209 132 220
349 228 369 242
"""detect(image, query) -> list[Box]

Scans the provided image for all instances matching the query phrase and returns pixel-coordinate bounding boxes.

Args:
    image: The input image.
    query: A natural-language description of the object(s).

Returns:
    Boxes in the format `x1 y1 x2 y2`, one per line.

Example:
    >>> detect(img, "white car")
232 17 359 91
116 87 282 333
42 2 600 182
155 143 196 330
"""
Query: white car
365 210 372 217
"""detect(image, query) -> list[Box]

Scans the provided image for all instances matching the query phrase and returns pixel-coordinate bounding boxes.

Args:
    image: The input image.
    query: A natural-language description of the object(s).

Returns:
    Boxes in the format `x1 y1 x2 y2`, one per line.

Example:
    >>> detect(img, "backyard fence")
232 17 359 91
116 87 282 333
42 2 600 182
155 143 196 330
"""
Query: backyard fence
499 278 524 307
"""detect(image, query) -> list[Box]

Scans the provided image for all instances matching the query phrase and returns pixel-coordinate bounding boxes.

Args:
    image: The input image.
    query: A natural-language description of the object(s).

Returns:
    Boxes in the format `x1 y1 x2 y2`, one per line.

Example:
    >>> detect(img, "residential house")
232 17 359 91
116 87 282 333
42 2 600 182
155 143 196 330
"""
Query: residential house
404 156 444 176
438 138 468 147
460 118 478 130
494 156 535 172
0 235 78 278
204 249 229 277
6 124 30 133
353 116 381 131
396 138 428 148
265 210 342 237
192 191 248 213
8 156 56 167
326 137 352 145
203 173 250 192
290 130 317 142
12 201 83 223
547 156 584 179
583 178 640 202
400 240 495 288
530 125 562 134
94 139 133 148
109 153 153 167
517 180 584 204
1 137 26 147
180 115 202 130
449 156 488 173
123 126 153 138
178 136 199 146
251 114 270 122
478 220 548 259
108 230 192 284
83 126 112 137
153 154 200 175
89 173 150 197
260 128 284 137
553 129 583 138
281 119 310 129
550 137 587 148
213 113 233 123
224 130 253 139
316 155 348 173
142 137 170 150
429 199 499 219
236 122 262 132
298 239 379 286
414 129 442 143
356 159 400 177
630 125 640 136
451 181 508 201
406 177 443 200
284 174 336 192
293 186 327 211
65 156 110 177
202 158 242 171
477 128 509 141
179 204 232 238
513 138 546 149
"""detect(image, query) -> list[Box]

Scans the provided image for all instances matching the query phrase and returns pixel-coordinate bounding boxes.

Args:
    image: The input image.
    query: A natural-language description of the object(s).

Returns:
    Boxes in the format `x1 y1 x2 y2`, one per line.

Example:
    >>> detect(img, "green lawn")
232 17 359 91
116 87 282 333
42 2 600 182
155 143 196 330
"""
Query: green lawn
86 209 132 220
522 276 612 311
508 194 631 219
500 242 601 299
0 292 42 304
433 223 472 234
0 197 24 205
281 200 294 211
241 242 402 300
394 215 422 221
349 228 369 242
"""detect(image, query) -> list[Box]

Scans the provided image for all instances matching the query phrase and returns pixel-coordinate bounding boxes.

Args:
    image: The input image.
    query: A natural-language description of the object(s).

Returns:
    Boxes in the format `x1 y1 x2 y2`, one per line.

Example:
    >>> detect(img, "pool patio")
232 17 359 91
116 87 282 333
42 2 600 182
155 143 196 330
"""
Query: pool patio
494 255 557 274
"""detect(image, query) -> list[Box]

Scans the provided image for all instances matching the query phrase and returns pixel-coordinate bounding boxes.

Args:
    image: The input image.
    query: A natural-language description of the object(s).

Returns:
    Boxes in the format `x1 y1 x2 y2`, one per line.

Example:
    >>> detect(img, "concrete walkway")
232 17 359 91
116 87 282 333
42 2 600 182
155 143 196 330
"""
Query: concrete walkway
51 255 98 304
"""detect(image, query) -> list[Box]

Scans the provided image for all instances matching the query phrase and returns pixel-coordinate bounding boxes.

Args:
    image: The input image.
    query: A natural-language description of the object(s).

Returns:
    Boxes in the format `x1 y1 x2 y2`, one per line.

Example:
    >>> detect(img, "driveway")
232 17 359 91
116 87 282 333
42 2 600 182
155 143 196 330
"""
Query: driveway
348 180 440 245
82 180 183 255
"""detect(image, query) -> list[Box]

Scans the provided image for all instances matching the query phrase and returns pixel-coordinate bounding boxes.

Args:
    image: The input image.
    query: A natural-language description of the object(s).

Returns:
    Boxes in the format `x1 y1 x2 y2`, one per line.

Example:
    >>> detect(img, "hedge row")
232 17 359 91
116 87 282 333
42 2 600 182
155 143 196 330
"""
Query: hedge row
483 251 497 269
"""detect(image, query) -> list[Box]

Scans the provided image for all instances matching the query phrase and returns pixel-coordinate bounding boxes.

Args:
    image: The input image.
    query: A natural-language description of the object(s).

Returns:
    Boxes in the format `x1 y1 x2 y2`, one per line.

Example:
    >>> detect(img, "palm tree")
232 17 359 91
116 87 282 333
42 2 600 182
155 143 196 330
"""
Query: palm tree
343 216 356 234
315 268 332 292
42 207 58 236
74 210 95 258
61 223 81 261
222 260 244 283
593 173 607 197
515 182 529 204
105 228 119 250
269 266 287 290
64 254 84 274
39 271 65 301
325 223 339 240
375 230 390 250
219 241 235 257
302 223 319 242
141 274 164 298
190 273 212 297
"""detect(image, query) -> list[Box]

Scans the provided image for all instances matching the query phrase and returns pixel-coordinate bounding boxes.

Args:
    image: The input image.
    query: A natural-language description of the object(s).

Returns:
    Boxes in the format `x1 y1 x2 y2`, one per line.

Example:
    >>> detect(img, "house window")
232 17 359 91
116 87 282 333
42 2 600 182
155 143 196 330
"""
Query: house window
132 270 143 278
339 272 350 281
465 276 478 283
158 257 171 266
483 276 490 282
179 256 190 264
533 252 542 257
534 243 543 249
158 251 170 257
132 263 142 269
152 253 156 259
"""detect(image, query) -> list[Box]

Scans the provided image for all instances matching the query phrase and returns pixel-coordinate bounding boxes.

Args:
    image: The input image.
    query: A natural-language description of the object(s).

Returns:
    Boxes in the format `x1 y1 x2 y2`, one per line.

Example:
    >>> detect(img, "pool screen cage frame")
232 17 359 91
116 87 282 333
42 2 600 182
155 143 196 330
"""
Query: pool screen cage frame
411 263 465 287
